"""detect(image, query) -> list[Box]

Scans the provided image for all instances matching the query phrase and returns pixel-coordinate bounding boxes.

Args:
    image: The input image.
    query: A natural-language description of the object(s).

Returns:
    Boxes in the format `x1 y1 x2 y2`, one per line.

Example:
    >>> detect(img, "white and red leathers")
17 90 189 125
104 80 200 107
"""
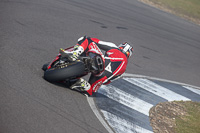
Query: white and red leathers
73 36 128 96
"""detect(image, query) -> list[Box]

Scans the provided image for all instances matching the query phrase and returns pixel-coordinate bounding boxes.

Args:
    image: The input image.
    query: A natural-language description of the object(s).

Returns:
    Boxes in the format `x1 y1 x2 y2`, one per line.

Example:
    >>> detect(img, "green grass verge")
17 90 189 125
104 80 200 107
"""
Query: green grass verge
175 101 200 133
148 0 200 23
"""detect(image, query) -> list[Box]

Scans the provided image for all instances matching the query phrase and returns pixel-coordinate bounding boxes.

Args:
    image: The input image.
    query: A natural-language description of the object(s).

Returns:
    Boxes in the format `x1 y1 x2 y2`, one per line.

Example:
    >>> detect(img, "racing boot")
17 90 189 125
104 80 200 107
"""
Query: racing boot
70 78 91 95
59 45 84 61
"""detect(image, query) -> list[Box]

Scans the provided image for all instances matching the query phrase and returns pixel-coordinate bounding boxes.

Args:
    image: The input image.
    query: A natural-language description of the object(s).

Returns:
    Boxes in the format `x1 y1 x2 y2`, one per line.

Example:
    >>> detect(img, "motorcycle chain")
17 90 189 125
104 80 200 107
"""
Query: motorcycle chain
55 62 69 69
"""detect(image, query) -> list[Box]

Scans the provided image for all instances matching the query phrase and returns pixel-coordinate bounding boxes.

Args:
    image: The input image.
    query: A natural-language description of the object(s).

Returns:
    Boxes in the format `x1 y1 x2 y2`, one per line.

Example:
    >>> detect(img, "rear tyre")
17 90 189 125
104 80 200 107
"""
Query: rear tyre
42 62 50 71
44 61 85 82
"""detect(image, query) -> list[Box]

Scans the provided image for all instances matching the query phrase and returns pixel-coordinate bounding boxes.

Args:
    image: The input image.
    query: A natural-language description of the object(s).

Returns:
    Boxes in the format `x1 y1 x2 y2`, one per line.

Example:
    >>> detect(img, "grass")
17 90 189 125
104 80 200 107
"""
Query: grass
175 101 200 133
147 0 200 24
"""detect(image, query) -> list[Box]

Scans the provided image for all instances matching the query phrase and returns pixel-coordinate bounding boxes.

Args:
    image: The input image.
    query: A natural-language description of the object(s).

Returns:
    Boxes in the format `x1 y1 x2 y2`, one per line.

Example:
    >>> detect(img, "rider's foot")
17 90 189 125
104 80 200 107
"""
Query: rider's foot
59 48 75 61
59 48 69 57
59 48 78 61
70 78 91 92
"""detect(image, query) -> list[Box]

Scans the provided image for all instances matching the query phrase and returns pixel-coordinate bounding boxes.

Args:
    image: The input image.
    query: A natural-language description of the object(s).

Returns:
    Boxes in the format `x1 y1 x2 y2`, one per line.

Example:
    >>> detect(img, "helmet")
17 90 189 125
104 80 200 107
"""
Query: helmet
118 42 133 58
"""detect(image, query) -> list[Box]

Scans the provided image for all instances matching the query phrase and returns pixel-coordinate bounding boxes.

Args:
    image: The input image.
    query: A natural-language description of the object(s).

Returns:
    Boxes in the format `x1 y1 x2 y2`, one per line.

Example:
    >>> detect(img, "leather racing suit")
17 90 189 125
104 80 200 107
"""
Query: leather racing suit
71 36 128 96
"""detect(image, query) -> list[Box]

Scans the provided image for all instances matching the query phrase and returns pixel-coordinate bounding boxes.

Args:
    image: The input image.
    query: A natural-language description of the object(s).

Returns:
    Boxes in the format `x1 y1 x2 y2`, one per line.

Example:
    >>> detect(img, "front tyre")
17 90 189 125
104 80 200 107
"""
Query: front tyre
44 61 85 82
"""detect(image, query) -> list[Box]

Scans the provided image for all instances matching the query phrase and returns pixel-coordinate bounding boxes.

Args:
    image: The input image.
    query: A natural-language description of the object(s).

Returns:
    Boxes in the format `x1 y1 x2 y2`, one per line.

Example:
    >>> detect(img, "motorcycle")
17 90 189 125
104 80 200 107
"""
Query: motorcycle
43 45 104 86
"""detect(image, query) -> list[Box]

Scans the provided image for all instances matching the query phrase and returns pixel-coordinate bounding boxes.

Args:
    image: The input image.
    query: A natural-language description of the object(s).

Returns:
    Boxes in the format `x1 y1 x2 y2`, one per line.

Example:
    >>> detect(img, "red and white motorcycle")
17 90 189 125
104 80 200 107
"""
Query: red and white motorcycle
43 44 104 84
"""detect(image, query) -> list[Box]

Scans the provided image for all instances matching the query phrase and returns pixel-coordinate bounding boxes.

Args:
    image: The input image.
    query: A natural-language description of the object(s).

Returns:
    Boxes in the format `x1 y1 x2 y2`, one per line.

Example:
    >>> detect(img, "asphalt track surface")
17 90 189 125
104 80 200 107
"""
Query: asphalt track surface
0 0 200 133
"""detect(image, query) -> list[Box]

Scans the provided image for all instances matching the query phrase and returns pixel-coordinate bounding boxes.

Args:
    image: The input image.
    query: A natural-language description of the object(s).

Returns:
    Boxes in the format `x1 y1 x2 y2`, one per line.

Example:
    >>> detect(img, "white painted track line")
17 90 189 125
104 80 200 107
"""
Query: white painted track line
87 97 115 133
183 86 200 95
101 110 153 133
124 78 191 101
123 73 200 90
99 85 153 116
87 74 200 133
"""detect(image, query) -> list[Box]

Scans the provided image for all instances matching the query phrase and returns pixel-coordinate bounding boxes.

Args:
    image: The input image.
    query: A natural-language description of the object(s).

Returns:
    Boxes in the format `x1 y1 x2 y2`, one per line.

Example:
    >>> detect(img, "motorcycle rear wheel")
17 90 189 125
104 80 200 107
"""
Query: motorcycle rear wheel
44 61 85 82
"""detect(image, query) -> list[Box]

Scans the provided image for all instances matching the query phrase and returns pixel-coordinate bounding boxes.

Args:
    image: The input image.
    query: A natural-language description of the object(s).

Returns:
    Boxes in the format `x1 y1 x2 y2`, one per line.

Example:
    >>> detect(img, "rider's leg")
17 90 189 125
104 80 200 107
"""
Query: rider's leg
87 73 108 96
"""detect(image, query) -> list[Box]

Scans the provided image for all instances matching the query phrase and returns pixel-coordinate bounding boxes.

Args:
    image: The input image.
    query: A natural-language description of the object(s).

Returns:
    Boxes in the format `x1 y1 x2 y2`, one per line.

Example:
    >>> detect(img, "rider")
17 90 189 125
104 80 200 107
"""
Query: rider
60 36 133 96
